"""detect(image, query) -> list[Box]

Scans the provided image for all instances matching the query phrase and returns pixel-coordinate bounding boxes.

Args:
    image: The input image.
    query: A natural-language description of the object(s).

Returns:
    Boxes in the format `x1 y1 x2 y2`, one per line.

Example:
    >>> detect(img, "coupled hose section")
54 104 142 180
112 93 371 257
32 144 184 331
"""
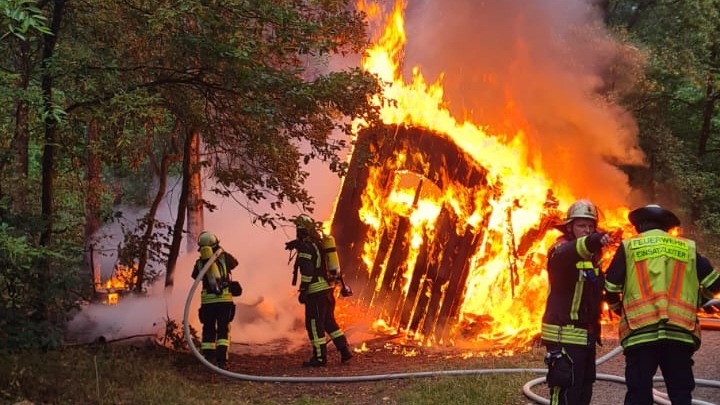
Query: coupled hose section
183 256 720 403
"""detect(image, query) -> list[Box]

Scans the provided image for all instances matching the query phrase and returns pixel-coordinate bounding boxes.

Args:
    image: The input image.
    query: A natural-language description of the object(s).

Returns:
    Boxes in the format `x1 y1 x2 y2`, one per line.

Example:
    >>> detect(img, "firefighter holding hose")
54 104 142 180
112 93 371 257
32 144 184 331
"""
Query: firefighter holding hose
192 231 239 370
541 199 612 405
286 214 353 367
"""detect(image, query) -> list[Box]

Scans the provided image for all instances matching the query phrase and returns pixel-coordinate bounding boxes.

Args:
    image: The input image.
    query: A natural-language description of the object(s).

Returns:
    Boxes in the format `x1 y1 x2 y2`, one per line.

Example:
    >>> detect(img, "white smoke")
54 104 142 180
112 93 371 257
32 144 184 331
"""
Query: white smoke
66 165 343 353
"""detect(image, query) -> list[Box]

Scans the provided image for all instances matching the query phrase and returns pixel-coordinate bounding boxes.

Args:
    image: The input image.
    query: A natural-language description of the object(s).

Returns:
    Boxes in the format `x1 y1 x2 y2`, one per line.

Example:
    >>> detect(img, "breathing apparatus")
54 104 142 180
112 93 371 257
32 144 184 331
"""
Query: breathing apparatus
286 215 353 297
198 231 223 294
321 234 353 297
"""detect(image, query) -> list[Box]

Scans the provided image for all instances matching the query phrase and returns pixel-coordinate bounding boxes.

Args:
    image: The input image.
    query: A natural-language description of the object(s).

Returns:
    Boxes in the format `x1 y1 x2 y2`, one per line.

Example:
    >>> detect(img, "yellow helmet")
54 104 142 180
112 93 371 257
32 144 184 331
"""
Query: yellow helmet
197 231 219 247
563 199 598 224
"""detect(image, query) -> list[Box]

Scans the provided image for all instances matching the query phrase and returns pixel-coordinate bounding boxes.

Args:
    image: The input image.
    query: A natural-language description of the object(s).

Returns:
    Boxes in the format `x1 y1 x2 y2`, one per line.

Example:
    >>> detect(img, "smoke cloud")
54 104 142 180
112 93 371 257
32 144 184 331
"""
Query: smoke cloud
402 0 644 208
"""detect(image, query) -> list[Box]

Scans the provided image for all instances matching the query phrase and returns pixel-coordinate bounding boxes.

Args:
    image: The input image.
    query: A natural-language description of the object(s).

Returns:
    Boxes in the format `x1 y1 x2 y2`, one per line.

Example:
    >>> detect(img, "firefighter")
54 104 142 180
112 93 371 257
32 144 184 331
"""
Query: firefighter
604 204 720 405
191 231 239 369
286 214 353 367
541 199 612 405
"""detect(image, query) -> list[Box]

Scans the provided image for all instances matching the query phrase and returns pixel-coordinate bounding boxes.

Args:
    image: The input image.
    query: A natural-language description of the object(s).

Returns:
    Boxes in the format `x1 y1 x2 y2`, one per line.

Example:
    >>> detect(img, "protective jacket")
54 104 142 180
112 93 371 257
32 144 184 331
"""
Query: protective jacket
295 238 332 295
605 229 720 349
541 233 606 347
192 252 238 304
293 235 351 366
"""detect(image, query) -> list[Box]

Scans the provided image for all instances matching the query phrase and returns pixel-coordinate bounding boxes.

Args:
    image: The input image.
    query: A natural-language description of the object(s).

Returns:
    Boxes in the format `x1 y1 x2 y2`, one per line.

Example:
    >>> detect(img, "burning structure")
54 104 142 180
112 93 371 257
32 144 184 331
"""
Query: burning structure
328 1 638 349
331 125 563 348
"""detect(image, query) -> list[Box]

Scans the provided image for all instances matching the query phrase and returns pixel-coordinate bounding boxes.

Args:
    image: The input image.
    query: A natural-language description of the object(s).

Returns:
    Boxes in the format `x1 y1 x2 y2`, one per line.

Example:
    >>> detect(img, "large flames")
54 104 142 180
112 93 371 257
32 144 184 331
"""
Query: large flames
333 0 636 350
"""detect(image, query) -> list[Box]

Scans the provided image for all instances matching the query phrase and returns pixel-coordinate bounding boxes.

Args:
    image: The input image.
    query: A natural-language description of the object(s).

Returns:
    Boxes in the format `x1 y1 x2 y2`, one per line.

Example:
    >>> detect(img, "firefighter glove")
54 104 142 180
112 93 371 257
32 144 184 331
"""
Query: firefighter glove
298 290 307 304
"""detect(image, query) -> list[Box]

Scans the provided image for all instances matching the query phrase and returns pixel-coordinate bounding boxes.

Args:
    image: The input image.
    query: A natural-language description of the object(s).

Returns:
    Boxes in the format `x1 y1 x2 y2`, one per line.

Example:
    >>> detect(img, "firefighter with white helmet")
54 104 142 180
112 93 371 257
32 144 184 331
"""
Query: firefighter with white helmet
541 199 612 405
286 214 352 367
192 231 239 369
605 204 720 404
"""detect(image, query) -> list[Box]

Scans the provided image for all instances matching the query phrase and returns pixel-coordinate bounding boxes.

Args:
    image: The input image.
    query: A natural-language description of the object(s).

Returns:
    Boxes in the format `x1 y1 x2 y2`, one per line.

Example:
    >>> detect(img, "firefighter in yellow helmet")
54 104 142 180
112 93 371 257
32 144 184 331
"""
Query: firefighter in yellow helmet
541 199 612 405
285 214 352 367
604 204 720 404
191 231 239 369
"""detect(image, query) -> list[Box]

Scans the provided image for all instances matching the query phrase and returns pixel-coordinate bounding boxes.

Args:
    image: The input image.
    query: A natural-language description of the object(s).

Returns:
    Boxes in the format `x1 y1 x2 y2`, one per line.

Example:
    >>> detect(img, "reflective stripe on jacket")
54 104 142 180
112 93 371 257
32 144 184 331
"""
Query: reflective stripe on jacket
541 234 603 346
611 230 700 347
296 239 331 295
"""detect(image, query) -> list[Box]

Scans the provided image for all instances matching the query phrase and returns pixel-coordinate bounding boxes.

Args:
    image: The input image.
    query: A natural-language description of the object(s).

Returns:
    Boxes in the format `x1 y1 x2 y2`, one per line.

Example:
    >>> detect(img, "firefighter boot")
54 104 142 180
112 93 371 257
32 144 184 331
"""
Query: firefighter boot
333 335 352 363
339 346 353 363
216 345 228 370
202 349 216 365
302 344 327 367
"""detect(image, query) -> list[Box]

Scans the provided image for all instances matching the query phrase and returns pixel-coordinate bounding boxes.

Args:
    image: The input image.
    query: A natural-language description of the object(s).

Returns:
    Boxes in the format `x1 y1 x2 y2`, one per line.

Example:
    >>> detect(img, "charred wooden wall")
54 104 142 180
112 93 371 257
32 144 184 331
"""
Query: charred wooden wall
331 125 495 343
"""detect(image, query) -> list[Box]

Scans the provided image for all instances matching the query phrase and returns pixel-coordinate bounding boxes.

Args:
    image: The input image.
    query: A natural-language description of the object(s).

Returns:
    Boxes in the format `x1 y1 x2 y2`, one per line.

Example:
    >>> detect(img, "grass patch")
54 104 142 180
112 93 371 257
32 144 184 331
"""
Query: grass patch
0 344 547 405
397 373 534 405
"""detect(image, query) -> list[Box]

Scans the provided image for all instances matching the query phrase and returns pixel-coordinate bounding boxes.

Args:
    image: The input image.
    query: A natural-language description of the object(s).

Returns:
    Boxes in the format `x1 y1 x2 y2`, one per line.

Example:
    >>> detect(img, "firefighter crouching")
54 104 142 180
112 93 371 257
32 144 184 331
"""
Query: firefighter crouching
286 214 353 367
541 199 612 405
191 231 239 369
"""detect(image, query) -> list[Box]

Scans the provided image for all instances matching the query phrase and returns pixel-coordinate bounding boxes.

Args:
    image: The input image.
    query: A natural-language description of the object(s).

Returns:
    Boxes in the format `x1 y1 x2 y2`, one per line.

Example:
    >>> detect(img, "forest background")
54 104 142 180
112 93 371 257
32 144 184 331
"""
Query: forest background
1 0 720 403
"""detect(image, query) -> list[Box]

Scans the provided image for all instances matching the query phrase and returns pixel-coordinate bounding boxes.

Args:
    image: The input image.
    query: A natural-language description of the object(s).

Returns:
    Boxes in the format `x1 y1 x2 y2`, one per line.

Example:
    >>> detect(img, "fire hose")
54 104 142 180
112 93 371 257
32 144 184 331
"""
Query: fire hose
183 254 720 403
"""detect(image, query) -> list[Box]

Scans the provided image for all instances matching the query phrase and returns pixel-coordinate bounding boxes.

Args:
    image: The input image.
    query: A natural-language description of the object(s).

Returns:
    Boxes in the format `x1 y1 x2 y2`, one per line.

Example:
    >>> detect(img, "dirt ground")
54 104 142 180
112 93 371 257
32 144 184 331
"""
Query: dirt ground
213 321 720 405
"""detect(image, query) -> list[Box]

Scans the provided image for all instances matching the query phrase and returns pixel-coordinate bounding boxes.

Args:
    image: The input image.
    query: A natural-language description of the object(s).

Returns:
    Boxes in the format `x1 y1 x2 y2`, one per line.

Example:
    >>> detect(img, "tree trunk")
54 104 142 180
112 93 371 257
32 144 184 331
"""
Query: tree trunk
186 130 204 253
165 128 193 289
135 120 173 293
9 40 31 211
697 46 717 159
84 119 102 293
38 0 66 320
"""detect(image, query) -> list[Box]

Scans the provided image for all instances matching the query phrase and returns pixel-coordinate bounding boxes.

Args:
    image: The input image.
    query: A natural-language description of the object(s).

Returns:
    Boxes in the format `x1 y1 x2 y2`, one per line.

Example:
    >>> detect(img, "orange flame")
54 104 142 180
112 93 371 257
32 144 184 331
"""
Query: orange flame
349 1 635 349
97 264 137 305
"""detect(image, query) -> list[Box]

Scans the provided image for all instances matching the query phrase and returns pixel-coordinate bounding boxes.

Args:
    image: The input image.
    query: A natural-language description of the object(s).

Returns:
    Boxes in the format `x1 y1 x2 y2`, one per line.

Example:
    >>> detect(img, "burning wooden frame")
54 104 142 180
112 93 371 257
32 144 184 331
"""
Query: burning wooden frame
331 125 562 346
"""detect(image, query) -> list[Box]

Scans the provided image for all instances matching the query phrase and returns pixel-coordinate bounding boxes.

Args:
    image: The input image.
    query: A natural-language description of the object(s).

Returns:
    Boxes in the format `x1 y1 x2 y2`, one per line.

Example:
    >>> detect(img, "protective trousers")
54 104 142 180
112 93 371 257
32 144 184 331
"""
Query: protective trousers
546 343 596 405
324 292 352 361
304 290 332 364
623 341 695 405
199 301 235 368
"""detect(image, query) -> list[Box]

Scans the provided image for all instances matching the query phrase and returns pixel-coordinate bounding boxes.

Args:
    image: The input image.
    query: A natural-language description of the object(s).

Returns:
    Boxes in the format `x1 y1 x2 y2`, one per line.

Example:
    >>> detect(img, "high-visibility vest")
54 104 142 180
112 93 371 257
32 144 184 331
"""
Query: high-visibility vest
616 229 700 347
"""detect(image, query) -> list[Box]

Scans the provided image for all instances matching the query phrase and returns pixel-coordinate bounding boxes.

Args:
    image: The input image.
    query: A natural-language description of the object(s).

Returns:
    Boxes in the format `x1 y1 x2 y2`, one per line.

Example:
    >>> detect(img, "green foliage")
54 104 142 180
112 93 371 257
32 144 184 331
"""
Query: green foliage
606 0 720 244
54 0 382 226
115 214 173 291
0 0 51 40
0 215 83 350
159 316 199 351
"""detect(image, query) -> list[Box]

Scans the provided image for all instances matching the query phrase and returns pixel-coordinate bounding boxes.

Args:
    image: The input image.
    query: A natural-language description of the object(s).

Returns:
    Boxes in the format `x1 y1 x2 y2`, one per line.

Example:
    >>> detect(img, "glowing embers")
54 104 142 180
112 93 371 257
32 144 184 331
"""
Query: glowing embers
94 264 137 305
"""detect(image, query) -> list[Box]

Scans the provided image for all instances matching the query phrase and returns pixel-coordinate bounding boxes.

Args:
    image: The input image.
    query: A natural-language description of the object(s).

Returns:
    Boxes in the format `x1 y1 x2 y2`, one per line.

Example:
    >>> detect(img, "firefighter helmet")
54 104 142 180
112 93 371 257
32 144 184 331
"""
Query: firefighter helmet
628 204 680 230
294 214 322 240
294 214 316 232
562 199 598 225
198 231 219 247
